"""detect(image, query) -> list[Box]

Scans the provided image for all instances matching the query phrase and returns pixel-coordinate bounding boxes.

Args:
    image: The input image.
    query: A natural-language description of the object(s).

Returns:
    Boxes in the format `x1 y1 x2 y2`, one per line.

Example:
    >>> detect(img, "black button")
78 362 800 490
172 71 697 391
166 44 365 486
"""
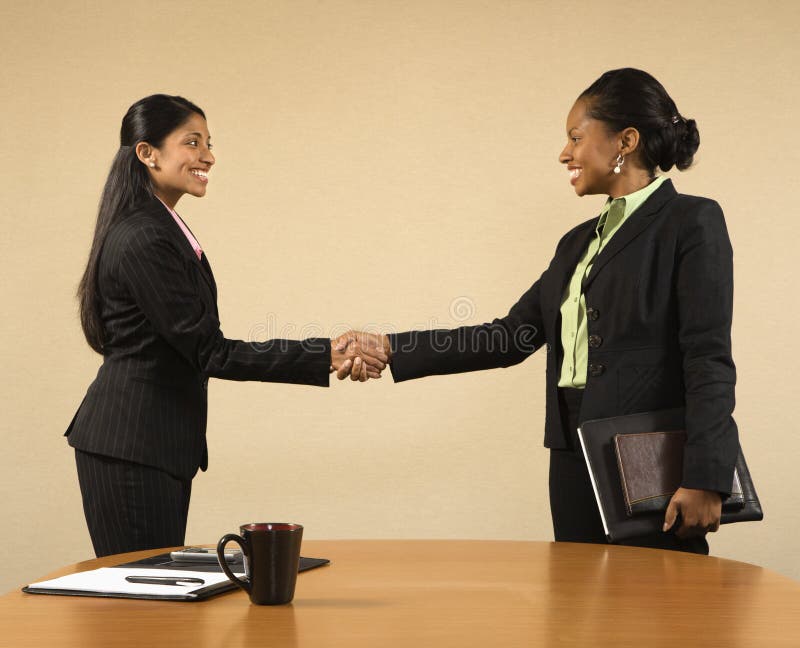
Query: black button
588 363 605 377
586 307 599 321
588 334 603 348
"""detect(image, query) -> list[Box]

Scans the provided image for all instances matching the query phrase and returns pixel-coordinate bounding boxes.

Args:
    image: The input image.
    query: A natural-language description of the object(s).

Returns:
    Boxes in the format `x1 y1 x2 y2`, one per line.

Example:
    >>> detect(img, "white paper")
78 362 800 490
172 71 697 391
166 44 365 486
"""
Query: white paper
577 426 610 537
27 567 246 599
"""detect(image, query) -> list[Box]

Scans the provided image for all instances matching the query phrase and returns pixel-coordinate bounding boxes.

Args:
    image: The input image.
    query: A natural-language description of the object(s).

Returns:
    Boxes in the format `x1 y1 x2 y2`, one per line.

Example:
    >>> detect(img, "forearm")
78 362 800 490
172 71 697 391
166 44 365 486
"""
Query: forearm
202 334 332 386
389 318 541 382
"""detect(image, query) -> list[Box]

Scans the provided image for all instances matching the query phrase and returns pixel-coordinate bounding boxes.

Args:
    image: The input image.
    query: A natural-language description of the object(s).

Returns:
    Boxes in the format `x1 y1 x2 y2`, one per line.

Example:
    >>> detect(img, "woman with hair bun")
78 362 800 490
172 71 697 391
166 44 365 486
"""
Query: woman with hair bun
353 68 738 554
67 94 387 557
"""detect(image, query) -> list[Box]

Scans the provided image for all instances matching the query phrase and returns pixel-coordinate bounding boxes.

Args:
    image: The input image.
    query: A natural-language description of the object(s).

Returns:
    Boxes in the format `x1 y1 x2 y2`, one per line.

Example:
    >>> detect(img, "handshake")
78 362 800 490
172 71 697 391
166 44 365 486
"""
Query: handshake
329 331 391 381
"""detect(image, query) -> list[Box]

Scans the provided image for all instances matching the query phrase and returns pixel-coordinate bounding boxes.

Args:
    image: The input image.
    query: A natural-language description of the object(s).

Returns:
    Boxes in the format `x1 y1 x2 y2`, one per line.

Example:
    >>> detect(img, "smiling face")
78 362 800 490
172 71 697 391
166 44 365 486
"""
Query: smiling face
558 98 622 197
140 112 215 208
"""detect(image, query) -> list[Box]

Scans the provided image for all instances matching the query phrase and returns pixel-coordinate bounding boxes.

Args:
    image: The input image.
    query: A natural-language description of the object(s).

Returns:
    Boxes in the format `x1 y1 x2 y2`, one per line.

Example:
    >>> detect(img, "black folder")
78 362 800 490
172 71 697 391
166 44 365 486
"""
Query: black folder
22 552 330 601
577 408 763 542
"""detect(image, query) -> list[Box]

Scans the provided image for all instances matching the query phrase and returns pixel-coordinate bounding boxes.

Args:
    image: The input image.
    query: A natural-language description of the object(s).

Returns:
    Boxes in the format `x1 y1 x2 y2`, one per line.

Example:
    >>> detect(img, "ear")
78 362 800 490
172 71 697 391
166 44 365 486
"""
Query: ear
135 142 158 169
618 127 641 156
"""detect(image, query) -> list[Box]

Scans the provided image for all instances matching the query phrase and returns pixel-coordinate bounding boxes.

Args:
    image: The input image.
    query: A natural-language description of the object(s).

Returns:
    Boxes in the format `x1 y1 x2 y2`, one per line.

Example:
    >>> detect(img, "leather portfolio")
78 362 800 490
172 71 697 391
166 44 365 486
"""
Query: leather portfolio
577 408 763 542
23 552 330 601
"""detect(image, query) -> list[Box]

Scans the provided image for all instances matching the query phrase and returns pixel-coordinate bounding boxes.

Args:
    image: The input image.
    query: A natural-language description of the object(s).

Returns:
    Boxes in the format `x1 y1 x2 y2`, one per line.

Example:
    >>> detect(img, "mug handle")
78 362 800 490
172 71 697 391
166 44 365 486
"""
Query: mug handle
217 533 250 593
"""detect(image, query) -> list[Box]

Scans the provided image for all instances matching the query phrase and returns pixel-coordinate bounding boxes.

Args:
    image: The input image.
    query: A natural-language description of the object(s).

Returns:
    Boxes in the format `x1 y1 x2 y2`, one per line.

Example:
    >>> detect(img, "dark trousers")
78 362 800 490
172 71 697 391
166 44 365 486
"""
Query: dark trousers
75 449 192 557
549 388 709 555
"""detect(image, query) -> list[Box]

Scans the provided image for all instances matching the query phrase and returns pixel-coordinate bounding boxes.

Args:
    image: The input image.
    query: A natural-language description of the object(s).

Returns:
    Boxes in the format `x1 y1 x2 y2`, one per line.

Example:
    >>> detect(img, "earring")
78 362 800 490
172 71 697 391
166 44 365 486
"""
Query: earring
148 161 155 168
613 154 624 174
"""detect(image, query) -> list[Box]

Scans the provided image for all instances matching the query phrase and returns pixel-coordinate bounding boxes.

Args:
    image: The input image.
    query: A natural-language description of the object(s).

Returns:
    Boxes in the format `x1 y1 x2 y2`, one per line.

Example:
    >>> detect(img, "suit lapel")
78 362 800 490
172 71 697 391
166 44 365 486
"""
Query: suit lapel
537 219 595 372
581 179 677 292
174 215 217 304
147 197 218 307
551 222 596 299
199 252 219 309
545 219 597 338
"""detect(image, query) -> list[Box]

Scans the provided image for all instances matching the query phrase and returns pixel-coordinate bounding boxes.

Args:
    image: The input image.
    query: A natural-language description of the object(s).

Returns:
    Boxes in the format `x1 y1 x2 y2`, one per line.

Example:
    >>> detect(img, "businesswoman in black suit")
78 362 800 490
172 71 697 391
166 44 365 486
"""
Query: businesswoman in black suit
356 68 738 554
68 95 386 557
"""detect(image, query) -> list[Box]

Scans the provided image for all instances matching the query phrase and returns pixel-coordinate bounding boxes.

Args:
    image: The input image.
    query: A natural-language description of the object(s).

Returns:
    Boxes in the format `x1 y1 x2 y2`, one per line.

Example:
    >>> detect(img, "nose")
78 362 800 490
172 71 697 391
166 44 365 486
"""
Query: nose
559 143 571 165
202 146 215 166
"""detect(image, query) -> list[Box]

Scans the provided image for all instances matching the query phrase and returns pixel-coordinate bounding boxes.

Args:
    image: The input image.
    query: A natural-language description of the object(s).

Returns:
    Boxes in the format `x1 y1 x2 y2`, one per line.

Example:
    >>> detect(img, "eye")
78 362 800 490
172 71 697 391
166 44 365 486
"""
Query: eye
207 142 213 150
571 136 581 143
187 139 198 147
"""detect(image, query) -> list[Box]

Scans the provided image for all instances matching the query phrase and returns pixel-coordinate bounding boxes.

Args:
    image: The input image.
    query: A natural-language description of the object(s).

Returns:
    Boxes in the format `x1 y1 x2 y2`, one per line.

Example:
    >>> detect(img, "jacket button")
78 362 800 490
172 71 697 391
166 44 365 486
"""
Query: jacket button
588 334 602 348
588 363 605 377
586 307 599 321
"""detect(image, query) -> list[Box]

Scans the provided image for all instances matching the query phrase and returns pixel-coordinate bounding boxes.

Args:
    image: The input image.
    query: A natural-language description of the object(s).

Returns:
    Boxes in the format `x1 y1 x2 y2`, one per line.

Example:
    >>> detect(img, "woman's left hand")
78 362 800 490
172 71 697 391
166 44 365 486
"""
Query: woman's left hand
663 487 722 538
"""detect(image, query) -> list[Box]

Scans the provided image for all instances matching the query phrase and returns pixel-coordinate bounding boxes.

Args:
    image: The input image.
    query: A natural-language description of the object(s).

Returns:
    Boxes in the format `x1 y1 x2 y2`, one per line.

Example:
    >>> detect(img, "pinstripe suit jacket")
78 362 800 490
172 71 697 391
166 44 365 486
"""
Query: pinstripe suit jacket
389 180 739 494
66 196 331 480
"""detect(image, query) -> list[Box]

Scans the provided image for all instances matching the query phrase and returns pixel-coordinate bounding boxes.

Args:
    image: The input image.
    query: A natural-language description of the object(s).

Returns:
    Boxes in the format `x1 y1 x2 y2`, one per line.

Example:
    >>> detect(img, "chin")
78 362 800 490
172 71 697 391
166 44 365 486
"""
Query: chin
576 183 603 197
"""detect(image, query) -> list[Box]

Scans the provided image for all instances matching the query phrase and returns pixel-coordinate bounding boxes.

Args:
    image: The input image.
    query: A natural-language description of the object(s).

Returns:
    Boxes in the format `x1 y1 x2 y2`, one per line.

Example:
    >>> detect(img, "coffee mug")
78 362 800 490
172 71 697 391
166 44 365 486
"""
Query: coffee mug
217 522 304 605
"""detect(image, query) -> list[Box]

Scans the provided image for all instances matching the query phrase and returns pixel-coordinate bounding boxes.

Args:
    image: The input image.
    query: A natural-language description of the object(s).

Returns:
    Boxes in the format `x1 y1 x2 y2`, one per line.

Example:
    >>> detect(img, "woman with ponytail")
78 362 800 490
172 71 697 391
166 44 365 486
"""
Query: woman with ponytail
354 68 738 554
68 95 386 557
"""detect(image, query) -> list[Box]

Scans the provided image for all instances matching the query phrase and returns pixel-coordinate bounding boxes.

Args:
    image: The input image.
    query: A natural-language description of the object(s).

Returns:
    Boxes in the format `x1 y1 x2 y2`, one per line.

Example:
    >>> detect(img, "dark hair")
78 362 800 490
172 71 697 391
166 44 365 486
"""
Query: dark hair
78 94 205 354
579 68 699 174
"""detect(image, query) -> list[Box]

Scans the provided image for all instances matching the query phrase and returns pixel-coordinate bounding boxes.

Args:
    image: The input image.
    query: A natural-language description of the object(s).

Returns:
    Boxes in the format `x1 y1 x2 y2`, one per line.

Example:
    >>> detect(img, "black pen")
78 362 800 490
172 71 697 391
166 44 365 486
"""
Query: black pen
125 575 205 586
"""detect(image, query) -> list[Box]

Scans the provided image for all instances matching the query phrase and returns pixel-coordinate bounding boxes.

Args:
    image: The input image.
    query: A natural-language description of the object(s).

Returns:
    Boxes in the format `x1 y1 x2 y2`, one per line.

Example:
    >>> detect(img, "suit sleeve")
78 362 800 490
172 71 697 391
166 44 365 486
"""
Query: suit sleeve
675 201 739 493
388 269 551 383
118 225 331 386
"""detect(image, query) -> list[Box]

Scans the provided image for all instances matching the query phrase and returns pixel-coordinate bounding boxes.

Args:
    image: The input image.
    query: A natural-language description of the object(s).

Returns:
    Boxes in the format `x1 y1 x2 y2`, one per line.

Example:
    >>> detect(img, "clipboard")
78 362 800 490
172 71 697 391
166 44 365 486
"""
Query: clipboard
22 552 330 601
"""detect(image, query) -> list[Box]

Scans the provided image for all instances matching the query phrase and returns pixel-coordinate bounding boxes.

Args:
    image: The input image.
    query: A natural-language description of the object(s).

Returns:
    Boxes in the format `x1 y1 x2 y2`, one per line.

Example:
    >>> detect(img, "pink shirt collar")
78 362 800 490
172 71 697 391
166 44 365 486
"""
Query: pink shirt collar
156 196 203 260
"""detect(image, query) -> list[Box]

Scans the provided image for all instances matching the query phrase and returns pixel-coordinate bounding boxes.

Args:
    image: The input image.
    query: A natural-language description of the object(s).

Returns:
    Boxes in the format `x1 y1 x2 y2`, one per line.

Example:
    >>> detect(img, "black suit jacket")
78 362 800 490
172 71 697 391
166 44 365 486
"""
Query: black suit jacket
389 180 739 494
66 197 331 480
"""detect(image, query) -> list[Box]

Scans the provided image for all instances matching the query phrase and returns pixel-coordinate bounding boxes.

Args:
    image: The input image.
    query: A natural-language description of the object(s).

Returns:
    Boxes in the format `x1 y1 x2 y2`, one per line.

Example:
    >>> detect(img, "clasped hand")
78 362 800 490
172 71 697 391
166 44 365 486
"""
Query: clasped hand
329 331 391 381
663 487 722 538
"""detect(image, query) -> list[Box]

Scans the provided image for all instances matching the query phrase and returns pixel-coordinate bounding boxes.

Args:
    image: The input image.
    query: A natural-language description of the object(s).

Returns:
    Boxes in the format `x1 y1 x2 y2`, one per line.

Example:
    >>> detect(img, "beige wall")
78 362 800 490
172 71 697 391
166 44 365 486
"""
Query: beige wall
1 0 797 594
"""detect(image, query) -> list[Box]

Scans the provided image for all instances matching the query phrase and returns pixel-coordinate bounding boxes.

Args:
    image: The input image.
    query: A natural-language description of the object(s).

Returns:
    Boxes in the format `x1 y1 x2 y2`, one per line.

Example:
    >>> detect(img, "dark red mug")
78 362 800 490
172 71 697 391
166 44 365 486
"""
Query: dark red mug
217 523 303 605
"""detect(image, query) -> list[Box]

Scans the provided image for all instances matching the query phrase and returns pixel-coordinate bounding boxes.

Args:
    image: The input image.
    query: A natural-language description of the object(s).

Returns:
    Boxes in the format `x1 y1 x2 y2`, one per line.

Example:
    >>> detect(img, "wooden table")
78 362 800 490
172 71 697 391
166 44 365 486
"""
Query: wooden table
2 540 799 647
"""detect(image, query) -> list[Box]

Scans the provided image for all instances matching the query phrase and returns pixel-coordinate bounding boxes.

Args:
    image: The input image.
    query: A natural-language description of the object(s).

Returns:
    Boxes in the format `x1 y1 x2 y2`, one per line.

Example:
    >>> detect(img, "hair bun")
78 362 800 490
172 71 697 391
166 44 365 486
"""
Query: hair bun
673 118 699 171
645 115 699 173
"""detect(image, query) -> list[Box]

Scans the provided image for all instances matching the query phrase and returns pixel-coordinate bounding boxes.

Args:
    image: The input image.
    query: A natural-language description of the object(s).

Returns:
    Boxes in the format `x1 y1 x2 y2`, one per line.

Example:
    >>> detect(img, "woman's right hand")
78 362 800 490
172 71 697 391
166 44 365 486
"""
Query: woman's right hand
330 331 390 381
663 487 722 537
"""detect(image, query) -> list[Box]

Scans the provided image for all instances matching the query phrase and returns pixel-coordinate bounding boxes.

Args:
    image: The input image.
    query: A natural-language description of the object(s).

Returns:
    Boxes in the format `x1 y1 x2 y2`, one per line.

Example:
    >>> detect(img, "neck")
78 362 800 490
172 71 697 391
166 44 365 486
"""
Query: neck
607 169 654 199
153 189 182 210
